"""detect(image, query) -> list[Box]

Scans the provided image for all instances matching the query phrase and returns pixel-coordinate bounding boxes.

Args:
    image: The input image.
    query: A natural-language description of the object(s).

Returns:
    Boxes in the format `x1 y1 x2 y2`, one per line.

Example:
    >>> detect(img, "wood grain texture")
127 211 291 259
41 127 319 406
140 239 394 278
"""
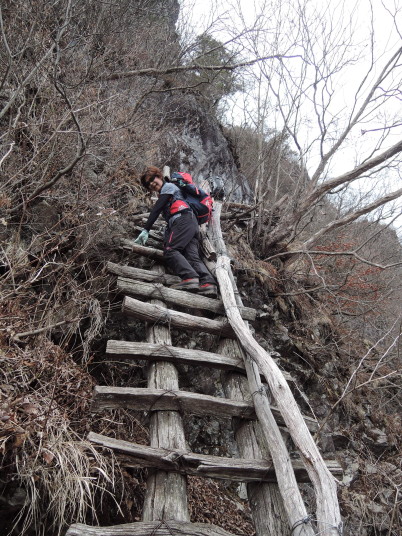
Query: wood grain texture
92 385 318 432
121 239 164 260
66 521 237 536
141 264 189 522
105 340 294 382
106 340 246 370
212 202 342 535
211 204 317 536
107 262 180 285
220 340 289 536
92 386 256 418
117 277 256 321
88 432 342 483
122 295 235 338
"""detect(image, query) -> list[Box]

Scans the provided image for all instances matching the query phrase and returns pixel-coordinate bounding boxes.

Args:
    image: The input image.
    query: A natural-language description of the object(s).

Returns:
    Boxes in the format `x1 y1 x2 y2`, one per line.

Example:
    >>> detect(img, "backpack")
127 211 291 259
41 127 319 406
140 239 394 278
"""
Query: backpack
170 171 213 225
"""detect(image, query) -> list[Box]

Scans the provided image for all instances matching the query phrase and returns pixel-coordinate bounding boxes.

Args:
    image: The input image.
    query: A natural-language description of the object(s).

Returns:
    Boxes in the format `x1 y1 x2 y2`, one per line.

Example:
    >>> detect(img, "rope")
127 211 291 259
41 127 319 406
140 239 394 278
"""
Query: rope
290 516 344 536
147 388 185 415
310 518 344 536
152 307 171 328
149 342 178 361
148 520 192 536
291 516 313 534
148 520 177 536
250 386 266 399
149 520 164 536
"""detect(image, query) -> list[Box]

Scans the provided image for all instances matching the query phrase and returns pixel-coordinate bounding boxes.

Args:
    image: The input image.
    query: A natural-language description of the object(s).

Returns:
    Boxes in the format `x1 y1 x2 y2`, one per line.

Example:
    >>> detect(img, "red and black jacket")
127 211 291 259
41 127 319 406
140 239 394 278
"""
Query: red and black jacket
143 182 190 231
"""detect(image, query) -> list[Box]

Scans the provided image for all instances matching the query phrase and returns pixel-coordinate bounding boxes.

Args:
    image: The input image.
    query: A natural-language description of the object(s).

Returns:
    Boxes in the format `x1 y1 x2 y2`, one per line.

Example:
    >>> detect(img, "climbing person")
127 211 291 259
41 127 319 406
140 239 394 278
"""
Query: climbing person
134 166 218 297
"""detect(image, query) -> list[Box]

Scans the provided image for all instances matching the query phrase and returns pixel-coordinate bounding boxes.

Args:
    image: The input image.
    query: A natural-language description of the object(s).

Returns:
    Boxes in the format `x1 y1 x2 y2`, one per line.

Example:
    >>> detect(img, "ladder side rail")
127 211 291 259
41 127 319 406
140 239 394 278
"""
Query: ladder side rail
209 202 316 536
142 264 189 522
211 202 342 536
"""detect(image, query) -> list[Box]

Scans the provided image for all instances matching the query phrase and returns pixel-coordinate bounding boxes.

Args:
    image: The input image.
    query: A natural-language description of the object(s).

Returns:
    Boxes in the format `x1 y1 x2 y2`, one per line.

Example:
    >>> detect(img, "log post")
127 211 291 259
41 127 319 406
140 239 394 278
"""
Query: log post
142 265 189 522
218 339 289 536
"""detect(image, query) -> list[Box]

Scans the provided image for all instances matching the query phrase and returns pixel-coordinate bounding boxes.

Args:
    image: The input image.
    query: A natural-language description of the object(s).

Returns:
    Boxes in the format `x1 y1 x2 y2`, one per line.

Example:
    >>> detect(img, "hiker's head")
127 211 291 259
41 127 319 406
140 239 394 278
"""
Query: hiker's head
140 166 164 193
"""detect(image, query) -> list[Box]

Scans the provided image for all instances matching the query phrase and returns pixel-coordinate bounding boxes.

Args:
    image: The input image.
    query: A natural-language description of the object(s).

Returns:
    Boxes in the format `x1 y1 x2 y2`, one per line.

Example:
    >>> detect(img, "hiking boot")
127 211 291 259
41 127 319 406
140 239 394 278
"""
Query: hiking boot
198 283 218 297
171 278 199 291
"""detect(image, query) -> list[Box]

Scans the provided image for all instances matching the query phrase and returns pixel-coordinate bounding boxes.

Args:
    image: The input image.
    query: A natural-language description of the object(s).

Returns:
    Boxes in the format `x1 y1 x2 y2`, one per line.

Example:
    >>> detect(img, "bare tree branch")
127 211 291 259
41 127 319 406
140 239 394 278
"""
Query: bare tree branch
264 249 402 270
9 82 86 214
302 187 402 249
104 55 301 81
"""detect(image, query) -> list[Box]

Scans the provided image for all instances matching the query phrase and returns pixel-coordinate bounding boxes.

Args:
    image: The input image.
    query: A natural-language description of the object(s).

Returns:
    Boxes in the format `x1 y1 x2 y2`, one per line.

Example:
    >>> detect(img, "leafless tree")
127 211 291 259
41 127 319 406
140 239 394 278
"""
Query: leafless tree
220 0 402 250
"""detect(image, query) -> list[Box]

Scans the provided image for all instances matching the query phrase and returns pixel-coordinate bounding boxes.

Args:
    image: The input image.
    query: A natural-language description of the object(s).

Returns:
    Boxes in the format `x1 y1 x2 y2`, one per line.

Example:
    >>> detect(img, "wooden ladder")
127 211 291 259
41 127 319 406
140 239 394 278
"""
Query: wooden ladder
66 206 342 536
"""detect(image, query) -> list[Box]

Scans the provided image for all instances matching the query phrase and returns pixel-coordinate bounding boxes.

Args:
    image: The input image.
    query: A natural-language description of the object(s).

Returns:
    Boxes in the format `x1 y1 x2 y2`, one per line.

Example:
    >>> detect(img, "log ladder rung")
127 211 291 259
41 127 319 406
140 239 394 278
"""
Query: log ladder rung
116 277 257 321
67 520 238 536
91 386 318 432
107 262 257 321
105 340 294 382
87 432 342 483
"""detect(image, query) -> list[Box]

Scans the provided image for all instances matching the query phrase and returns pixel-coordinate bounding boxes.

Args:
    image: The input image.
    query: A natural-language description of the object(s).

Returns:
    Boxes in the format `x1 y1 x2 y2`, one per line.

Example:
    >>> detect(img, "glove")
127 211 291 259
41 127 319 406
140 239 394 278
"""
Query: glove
134 230 149 246
171 176 186 188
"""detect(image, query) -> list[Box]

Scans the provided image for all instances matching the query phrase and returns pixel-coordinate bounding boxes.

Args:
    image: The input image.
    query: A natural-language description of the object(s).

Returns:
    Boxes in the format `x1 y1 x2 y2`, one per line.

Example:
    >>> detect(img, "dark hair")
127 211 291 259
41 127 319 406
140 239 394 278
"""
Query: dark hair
140 166 163 189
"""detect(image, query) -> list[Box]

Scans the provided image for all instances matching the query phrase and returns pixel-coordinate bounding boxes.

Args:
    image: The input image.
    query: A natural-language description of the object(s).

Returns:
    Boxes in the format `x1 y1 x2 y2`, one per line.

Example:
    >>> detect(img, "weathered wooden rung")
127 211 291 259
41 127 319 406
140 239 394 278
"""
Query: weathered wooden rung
92 386 255 419
117 277 256 321
122 296 235 338
106 340 245 369
92 386 318 432
121 239 164 260
88 432 342 483
107 262 180 285
66 520 237 536
105 340 294 382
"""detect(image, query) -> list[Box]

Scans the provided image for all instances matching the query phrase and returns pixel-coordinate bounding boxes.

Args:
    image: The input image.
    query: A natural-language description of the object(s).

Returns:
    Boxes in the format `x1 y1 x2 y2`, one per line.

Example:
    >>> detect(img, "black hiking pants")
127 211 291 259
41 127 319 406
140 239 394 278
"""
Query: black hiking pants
164 211 215 284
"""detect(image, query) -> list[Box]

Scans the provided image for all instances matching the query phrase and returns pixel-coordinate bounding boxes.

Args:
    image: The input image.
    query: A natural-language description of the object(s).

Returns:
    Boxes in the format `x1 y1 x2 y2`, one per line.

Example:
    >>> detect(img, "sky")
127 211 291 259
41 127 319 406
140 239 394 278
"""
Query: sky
178 0 402 232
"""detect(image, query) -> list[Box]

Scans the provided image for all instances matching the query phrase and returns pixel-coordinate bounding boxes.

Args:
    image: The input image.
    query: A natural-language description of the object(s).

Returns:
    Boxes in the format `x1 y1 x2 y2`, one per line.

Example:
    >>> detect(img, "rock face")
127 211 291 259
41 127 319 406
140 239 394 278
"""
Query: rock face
125 0 252 202
145 92 252 202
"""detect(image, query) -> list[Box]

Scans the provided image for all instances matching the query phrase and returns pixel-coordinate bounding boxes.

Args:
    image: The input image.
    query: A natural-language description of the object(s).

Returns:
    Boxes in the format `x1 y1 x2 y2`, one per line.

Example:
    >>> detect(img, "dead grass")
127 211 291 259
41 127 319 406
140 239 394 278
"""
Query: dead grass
10 427 122 536
0 338 123 535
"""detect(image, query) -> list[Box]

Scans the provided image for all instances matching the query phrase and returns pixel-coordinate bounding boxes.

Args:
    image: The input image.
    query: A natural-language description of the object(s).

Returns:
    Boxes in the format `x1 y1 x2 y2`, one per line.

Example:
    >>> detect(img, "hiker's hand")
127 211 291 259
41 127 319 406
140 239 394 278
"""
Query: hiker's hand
134 230 149 245
171 176 185 187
